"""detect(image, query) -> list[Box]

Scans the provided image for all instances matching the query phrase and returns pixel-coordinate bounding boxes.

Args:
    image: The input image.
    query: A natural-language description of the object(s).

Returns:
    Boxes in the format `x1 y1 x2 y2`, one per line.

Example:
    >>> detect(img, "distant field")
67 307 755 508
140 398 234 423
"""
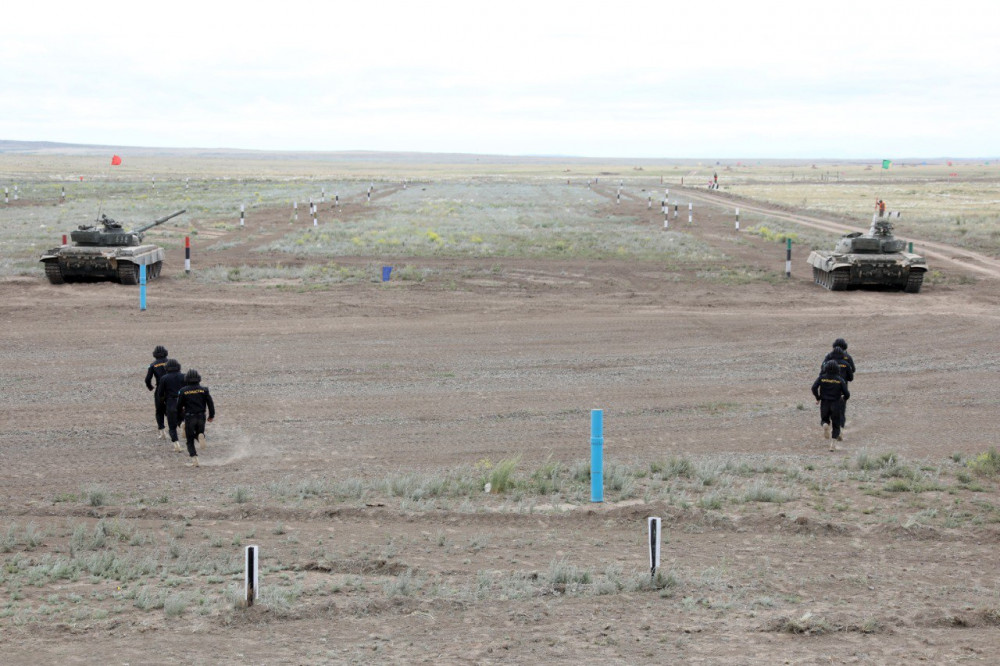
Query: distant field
2 154 998 282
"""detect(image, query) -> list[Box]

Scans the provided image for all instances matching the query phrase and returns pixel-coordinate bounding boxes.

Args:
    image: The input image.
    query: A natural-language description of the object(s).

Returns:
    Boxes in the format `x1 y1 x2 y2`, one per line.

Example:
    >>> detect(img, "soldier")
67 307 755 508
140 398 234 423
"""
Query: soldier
155 359 186 452
823 339 855 427
144 345 169 439
175 369 215 468
823 338 855 374
812 360 850 450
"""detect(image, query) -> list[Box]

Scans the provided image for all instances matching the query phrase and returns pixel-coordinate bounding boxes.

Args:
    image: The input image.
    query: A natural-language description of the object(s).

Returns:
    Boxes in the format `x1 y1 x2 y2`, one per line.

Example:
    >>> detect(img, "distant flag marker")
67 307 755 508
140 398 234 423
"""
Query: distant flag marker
881 159 891 170
111 155 122 166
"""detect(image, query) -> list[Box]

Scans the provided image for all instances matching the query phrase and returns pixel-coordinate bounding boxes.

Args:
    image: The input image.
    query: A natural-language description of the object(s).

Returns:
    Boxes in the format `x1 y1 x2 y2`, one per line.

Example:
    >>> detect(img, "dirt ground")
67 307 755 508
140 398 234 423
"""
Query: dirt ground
2 184 1000 664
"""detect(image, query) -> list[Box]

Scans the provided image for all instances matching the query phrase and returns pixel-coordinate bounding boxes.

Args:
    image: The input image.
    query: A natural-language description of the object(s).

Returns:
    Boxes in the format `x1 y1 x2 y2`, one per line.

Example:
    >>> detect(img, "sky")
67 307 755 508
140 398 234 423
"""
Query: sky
2 0 997 159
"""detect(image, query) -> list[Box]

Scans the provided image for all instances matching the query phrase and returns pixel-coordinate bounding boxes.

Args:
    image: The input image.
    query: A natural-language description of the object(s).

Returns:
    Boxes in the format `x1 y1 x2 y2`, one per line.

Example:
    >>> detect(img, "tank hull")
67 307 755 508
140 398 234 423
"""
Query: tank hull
807 250 927 292
40 244 166 285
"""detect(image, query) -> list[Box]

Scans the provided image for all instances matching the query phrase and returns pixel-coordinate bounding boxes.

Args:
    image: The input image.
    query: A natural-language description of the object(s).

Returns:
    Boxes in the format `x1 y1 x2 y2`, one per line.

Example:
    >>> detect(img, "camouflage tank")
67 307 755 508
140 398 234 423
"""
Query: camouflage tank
807 212 928 293
40 209 185 285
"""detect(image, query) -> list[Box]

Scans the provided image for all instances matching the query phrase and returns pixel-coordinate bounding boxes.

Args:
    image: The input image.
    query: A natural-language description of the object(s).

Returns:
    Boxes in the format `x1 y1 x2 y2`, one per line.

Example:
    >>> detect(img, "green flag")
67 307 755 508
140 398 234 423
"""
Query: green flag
882 159 892 169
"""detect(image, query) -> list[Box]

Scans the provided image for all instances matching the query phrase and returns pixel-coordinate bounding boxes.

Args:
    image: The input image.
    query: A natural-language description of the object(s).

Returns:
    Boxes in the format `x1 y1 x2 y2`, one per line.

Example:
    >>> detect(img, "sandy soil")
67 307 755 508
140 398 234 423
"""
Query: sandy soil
2 184 999 664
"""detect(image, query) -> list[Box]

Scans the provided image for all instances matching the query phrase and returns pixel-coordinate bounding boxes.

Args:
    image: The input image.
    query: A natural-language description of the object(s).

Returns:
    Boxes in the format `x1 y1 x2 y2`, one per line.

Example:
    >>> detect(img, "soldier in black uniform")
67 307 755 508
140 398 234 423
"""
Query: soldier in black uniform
812 360 850 449
176 369 215 467
144 345 169 439
823 338 855 374
156 359 186 452
822 339 855 428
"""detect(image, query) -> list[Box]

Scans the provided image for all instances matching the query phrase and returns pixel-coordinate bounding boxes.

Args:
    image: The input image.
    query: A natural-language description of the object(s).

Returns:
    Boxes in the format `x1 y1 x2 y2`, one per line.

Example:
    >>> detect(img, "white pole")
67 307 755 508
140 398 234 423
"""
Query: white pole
240 203 245 227
293 201 298 222
735 208 740 232
688 202 693 224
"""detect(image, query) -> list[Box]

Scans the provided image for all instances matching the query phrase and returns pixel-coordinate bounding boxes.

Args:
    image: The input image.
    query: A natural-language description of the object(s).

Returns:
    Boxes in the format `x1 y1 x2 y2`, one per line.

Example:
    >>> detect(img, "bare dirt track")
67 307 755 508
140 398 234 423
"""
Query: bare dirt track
2 185 1000 664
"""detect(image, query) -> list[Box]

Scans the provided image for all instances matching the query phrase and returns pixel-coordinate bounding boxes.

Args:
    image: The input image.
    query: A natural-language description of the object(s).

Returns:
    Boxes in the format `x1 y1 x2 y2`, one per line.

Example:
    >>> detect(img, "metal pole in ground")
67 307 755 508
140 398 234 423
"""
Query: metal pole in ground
786 238 792 278
590 409 604 503
245 545 259 607
648 517 661 578
185 236 191 274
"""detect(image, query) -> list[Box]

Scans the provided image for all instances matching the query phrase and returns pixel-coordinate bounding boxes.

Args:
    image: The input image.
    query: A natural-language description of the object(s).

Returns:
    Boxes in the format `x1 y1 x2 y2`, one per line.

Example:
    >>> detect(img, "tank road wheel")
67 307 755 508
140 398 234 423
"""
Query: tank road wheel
117 262 139 285
44 261 65 284
830 269 850 291
904 271 924 293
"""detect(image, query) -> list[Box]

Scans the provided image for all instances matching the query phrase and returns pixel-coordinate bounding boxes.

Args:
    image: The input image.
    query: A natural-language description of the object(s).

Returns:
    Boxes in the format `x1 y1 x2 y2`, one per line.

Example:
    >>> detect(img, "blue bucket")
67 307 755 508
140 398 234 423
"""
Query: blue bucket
381 266 393 282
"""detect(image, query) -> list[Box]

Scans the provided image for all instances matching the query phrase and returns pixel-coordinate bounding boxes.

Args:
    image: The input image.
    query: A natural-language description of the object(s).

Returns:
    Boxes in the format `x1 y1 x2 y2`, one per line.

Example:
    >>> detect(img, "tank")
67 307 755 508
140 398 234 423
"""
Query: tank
40 209 185 285
807 212 928 293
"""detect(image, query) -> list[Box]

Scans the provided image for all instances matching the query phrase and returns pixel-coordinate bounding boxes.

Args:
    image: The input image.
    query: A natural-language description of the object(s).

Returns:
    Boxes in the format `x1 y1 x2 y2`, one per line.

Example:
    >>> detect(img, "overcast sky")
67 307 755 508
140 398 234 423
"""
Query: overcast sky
2 1 996 158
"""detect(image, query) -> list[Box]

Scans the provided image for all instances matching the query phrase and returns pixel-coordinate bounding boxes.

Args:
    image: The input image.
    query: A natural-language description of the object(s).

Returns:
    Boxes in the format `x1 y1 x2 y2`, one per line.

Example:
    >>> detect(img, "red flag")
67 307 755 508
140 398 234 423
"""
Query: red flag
111 155 122 166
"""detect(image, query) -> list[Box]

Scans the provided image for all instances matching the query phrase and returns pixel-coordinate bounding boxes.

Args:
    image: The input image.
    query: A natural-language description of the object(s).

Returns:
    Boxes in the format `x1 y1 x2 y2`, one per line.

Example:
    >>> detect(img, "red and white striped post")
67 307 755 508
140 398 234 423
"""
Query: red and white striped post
185 236 191 274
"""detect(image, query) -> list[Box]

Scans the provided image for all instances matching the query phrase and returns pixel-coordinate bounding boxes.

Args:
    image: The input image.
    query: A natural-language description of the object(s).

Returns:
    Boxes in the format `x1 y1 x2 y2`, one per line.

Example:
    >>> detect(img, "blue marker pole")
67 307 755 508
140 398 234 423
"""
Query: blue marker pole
139 264 147 311
590 409 604 503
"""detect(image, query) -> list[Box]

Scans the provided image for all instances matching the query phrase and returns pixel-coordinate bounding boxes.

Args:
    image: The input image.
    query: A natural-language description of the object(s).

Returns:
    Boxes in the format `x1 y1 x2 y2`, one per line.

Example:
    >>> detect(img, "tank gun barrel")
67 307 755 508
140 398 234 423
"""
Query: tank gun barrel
136 209 186 234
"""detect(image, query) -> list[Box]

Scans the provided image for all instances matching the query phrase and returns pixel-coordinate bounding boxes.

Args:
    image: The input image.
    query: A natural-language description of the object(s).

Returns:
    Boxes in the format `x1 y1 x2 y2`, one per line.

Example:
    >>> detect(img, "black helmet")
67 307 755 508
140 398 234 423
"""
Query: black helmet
824 360 840 375
833 338 847 351
165 358 181 373
153 345 168 359
829 346 844 359
184 369 201 384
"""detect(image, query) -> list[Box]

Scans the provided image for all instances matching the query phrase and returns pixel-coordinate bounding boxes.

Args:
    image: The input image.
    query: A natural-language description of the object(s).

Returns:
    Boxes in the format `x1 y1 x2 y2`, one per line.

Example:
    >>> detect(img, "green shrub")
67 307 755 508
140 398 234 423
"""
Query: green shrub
967 448 1000 477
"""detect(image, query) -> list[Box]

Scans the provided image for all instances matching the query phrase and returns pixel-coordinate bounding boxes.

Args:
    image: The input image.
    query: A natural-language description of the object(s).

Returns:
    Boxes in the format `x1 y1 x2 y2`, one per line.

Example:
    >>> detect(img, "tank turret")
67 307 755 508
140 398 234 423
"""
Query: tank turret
41 209 186 285
807 211 928 292
70 210 186 247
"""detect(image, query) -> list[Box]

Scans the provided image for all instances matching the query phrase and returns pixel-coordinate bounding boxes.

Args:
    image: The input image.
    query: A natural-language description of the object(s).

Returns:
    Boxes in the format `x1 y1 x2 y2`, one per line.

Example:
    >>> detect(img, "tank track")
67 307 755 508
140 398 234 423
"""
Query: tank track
812 266 850 291
44 261 65 285
117 262 139 285
903 271 924 293
117 261 163 284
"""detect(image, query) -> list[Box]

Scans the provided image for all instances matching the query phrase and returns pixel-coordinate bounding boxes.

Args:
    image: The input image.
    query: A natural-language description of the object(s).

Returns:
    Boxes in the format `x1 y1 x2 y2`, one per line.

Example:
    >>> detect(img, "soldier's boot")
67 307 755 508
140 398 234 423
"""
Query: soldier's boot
179 422 186 439
836 434 844 442
172 440 182 453
198 433 206 450
186 456 199 468
157 428 166 440
823 424 831 439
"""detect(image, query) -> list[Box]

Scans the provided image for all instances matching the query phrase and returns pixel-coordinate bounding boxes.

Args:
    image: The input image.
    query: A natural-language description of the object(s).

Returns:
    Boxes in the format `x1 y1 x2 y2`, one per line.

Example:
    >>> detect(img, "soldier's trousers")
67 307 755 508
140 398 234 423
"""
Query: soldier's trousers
820 400 845 439
165 399 180 442
154 395 166 430
183 414 206 457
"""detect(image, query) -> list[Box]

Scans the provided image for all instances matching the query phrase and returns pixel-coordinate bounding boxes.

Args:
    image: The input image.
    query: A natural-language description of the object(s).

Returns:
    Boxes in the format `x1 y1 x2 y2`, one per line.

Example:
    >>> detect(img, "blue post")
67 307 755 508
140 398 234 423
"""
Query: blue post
139 264 147 311
382 266 393 282
590 409 604 503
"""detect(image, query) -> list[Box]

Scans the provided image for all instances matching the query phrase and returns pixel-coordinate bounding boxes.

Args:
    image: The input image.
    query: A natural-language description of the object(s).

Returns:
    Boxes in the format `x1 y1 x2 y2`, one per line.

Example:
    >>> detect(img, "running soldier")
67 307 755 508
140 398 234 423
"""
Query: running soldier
156 359 186 452
812 360 850 450
175 369 215 468
822 339 855 427
144 345 169 439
